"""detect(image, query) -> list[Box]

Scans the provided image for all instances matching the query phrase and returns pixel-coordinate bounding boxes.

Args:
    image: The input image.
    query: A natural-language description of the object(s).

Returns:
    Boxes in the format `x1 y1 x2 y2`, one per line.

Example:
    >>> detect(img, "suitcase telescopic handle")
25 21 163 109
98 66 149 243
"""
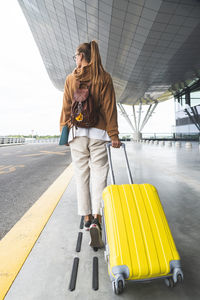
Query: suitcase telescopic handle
106 142 133 185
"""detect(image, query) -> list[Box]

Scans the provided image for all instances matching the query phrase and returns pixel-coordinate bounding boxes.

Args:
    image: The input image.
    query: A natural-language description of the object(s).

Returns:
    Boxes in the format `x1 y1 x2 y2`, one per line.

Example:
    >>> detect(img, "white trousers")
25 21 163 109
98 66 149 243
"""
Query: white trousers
69 136 109 216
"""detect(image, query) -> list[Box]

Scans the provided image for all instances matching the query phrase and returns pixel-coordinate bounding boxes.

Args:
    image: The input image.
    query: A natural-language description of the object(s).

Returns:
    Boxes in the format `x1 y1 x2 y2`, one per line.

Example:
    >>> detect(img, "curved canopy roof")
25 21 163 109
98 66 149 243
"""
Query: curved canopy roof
18 0 200 105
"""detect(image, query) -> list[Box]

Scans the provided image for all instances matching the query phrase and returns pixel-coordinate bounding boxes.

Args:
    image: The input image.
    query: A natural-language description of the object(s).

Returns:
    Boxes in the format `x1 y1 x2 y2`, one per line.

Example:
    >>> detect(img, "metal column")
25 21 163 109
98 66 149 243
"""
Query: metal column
140 102 158 132
137 100 142 132
132 105 138 132
139 104 152 132
118 103 136 132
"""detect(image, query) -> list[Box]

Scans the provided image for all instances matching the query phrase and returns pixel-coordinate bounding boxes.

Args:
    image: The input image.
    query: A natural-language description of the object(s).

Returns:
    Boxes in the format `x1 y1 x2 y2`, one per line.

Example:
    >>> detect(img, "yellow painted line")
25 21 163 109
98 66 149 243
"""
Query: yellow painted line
0 163 74 300
20 153 43 157
40 150 66 155
20 150 67 157
0 165 25 175
0 166 12 171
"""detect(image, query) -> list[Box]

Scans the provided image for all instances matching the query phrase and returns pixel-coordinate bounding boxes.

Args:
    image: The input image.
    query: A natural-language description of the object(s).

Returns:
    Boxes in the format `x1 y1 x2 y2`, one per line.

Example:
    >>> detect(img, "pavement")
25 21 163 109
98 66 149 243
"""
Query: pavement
1 141 200 299
0 143 71 239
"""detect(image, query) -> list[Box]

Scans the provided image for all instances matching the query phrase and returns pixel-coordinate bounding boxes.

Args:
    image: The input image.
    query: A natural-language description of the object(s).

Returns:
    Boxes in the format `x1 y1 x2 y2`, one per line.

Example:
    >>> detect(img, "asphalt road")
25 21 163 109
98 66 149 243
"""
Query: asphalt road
0 143 72 240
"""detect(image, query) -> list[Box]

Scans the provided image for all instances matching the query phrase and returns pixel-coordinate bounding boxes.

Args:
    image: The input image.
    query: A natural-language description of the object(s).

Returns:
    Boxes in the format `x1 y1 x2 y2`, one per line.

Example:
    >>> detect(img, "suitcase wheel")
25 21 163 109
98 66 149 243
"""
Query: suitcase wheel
164 277 175 288
164 272 183 288
173 267 184 284
177 273 183 283
112 279 124 295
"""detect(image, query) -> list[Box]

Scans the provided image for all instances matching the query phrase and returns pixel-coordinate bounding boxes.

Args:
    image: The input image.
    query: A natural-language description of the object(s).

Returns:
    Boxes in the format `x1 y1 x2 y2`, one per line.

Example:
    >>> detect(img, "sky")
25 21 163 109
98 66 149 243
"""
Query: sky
0 1 175 137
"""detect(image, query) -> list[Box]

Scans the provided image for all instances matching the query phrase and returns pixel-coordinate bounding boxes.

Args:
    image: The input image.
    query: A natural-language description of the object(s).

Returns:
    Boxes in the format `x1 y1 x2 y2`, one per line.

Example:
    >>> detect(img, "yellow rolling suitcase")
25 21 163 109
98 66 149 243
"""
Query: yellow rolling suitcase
102 143 183 295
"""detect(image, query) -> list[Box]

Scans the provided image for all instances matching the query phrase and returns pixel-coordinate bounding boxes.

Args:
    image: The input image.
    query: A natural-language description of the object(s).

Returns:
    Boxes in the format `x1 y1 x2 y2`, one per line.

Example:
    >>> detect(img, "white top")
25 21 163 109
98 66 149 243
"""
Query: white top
68 126 111 143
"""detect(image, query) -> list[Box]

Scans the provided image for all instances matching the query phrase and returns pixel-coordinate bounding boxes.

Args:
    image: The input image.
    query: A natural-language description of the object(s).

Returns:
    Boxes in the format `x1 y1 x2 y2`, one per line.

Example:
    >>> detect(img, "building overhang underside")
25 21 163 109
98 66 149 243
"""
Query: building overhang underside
17 0 200 107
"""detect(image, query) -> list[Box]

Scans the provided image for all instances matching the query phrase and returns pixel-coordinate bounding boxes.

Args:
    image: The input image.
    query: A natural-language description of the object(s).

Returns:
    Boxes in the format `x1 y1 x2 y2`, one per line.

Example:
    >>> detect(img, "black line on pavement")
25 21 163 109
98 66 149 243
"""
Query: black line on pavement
69 257 79 291
76 232 83 252
80 216 84 229
92 257 99 291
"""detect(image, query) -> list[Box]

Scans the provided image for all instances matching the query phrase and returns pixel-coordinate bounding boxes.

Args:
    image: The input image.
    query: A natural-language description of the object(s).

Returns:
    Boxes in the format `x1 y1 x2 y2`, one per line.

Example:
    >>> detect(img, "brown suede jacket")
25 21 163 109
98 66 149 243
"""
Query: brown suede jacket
60 65 119 140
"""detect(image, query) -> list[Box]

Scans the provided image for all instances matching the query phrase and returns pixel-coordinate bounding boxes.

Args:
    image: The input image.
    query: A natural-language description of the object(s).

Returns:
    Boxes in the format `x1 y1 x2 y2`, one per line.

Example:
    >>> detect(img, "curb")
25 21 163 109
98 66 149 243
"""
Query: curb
0 144 24 147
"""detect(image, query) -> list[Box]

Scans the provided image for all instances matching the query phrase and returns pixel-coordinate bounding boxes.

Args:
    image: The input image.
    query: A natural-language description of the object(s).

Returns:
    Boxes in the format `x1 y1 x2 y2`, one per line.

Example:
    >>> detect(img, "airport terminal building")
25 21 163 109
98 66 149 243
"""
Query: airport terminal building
17 0 200 140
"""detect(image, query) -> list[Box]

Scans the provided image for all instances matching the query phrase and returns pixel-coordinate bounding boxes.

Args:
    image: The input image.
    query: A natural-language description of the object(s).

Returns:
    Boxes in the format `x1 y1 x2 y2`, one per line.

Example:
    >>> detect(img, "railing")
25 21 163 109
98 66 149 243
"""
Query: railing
25 138 60 144
0 137 60 145
1 133 199 145
119 133 133 141
142 133 174 140
119 132 200 141
142 132 200 141
0 137 25 145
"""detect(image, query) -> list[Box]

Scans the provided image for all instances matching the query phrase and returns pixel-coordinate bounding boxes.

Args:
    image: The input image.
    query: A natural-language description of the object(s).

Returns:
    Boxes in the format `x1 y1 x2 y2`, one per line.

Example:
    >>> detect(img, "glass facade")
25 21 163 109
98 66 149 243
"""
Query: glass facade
175 90 200 137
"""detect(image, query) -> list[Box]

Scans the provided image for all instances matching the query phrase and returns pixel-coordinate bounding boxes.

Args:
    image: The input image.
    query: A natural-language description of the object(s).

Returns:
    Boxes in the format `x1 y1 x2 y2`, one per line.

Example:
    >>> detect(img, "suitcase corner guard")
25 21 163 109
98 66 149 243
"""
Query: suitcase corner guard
110 265 130 281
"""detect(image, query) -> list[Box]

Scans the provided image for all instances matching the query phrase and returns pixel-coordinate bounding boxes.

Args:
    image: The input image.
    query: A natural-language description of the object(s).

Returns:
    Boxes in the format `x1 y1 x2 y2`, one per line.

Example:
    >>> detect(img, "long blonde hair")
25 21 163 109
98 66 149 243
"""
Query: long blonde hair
77 40 105 84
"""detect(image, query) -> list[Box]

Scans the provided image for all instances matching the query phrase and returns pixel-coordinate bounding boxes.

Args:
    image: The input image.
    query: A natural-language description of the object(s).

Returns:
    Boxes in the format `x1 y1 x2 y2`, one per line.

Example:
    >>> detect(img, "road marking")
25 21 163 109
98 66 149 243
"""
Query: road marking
0 163 73 299
20 150 67 157
0 165 25 175
20 153 43 157
0 166 12 171
40 150 66 155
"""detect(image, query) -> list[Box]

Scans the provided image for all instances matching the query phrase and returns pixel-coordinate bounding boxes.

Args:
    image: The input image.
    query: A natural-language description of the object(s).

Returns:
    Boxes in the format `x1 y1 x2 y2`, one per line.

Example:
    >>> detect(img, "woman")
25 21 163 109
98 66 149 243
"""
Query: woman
60 40 121 248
